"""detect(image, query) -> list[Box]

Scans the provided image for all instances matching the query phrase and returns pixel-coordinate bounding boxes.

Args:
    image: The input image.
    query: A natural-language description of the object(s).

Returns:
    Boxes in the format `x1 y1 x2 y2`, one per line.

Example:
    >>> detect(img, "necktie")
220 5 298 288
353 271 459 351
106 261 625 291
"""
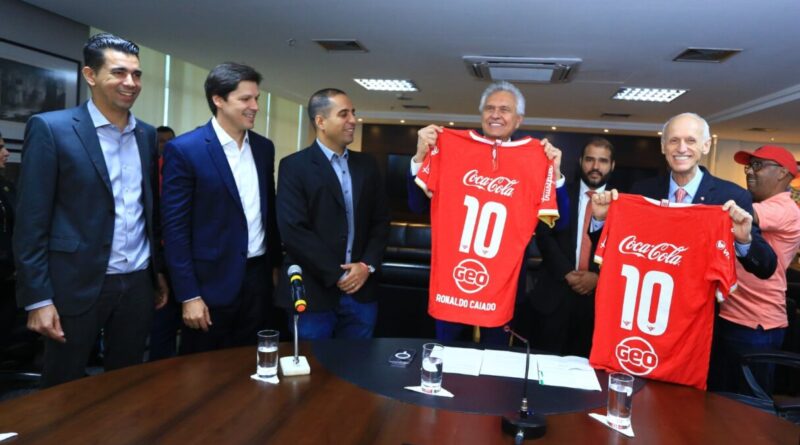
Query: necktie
675 187 687 204
578 191 596 271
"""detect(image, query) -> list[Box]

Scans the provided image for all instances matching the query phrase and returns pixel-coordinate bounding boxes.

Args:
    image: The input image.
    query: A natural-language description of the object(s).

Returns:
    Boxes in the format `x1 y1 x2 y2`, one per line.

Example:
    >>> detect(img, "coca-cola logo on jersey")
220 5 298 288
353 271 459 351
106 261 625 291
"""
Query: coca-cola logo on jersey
617 235 688 266
462 169 519 197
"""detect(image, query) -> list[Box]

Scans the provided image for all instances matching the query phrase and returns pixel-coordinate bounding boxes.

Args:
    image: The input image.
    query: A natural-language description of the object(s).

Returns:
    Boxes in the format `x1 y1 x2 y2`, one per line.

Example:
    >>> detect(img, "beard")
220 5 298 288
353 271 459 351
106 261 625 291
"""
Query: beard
580 168 610 188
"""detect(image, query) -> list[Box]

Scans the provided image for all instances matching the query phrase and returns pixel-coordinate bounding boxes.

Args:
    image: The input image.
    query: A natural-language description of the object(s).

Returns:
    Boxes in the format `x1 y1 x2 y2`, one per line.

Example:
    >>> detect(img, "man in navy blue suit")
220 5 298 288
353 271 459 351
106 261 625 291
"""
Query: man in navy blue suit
161 63 282 353
591 112 776 279
14 33 168 387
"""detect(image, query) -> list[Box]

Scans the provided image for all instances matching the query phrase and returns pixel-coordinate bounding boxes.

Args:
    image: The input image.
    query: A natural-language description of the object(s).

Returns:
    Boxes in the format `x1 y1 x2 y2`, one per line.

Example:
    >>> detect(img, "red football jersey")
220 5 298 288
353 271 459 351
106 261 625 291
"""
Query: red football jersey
589 194 737 390
415 129 558 327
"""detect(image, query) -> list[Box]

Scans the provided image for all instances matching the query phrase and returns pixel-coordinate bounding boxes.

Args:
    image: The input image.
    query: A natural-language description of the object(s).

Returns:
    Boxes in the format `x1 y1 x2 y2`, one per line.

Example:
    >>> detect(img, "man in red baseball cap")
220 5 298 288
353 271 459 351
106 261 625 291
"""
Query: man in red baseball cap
713 145 800 393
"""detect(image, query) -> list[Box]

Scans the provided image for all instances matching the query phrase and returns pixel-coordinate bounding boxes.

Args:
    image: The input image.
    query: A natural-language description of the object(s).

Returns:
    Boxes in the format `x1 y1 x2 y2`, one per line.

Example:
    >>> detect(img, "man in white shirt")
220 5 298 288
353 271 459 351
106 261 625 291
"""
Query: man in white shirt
161 63 282 353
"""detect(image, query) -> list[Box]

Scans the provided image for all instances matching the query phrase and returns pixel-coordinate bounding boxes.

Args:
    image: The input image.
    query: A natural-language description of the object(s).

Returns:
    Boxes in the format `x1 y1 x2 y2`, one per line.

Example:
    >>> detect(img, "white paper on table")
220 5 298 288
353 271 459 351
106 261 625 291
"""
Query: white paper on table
404 386 455 397
0 433 18 442
588 413 635 437
442 346 484 376
479 349 536 379
533 354 602 391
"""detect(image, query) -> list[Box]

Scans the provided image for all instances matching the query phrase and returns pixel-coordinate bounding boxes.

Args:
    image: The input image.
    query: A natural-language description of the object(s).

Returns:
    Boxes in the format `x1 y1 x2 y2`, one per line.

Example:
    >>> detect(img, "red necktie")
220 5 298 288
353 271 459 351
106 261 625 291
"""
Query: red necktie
675 187 687 204
578 191 596 271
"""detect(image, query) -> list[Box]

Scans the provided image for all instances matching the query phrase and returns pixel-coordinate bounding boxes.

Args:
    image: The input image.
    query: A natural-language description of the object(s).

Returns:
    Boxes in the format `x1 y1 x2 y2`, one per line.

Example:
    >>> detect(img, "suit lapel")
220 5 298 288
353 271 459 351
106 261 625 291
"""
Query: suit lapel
693 167 713 204
349 151 365 211
73 104 112 195
310 142 345 209
249 132 269 218
134 123 153 218
204 122 245 214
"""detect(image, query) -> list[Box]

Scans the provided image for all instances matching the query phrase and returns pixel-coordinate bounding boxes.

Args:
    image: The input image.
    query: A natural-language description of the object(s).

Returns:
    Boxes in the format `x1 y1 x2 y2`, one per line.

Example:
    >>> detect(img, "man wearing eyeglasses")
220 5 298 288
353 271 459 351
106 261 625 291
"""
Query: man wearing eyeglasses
711 145 800 393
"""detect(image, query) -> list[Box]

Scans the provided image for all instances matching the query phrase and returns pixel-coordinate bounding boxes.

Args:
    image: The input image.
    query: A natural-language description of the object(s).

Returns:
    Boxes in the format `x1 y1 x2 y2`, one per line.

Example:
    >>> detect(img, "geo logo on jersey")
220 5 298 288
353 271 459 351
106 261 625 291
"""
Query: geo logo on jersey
452 258 490 294
615 336 659 376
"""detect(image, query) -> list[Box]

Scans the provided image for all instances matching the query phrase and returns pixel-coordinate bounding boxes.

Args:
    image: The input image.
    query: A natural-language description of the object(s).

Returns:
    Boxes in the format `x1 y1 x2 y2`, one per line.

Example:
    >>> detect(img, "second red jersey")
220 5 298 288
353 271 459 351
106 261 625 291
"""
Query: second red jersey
415 129 558 327
589 194 737 390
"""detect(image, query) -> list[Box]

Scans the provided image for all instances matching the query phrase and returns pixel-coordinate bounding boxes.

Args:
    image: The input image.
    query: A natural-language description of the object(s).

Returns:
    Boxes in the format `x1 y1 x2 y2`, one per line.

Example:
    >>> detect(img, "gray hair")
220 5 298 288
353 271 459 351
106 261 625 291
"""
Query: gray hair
478 81 525 115
661 112 711 145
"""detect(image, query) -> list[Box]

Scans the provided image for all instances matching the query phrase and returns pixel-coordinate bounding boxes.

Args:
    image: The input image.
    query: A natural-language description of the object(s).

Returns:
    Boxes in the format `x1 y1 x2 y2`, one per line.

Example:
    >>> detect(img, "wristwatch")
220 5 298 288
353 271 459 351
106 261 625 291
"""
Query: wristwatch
360 262 375 274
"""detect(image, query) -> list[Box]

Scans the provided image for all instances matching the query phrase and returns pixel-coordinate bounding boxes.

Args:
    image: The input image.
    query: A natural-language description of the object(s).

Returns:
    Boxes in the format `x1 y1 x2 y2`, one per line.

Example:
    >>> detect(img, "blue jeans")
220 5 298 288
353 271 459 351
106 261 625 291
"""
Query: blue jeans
435 320 509 346
709 318 786 394
292 294 377 340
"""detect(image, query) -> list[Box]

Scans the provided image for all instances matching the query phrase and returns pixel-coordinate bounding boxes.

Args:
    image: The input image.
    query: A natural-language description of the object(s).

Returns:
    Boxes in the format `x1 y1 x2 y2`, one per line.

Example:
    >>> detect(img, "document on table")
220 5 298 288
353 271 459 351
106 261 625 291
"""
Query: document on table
442 346 483 376
479 349 536 379
533 355 601 391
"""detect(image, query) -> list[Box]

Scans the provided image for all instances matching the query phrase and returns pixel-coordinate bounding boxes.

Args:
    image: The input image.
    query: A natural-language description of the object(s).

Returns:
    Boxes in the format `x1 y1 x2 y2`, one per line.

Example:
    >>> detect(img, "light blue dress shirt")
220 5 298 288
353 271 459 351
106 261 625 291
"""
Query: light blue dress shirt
87 100 150 274
317 139 354 264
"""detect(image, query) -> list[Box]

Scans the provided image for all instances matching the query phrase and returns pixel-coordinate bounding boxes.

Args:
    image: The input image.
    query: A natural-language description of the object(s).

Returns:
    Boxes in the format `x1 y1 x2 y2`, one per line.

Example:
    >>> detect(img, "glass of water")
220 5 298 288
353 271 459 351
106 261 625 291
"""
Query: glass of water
257 330 279 378
607 372 634 428
420 342 444 394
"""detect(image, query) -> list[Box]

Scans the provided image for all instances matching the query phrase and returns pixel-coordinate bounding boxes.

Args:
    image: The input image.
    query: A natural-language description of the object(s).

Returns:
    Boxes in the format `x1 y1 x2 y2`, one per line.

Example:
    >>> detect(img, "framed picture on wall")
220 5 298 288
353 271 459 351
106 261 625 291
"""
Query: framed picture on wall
1 138 22 184
0 38 80 140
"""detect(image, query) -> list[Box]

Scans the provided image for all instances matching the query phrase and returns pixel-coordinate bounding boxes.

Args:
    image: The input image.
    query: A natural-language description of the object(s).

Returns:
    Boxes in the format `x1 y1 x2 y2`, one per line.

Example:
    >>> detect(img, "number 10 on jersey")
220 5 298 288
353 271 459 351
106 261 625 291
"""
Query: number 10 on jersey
459 195 507 259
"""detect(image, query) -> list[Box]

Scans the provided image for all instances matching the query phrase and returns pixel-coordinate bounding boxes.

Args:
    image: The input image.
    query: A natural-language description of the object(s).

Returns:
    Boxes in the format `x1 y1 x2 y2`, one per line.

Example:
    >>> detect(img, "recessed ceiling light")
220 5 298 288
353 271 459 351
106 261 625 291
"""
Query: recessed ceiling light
657 131 663 136
354 78 418 92
770 137 775 141
400 119 406 124
712 134 717 138
449 122 455 126
550 126 557 131
603 129 609 133
612 87 687 103
357 118 363 122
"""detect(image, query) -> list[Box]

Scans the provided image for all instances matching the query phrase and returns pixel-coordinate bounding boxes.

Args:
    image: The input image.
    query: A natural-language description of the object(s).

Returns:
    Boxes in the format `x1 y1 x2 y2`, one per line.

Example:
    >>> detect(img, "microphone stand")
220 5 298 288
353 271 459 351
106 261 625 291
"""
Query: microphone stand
501 326 546 442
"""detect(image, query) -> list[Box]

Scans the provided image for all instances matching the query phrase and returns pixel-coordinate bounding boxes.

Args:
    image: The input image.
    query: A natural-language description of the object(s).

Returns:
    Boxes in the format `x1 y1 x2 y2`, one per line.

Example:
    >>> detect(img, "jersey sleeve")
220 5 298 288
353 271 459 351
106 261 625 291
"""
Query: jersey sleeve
705 211 738 300
414 141 440 197
593 198 616 267
537 159 560 228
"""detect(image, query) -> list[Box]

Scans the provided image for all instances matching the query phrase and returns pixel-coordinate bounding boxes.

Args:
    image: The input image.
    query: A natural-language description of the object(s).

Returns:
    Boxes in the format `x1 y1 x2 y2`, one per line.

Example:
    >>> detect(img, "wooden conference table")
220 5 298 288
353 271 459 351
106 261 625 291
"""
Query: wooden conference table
0 339 797 444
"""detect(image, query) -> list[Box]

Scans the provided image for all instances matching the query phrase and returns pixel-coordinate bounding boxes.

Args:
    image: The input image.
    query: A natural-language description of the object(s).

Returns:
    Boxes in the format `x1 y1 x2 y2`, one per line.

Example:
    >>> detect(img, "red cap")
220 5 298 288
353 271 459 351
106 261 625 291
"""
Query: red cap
734 145 798 176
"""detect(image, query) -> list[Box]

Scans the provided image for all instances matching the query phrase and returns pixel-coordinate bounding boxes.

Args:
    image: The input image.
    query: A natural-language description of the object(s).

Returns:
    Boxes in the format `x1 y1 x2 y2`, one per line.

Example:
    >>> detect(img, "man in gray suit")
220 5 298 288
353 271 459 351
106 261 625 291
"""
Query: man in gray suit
13 33 168 387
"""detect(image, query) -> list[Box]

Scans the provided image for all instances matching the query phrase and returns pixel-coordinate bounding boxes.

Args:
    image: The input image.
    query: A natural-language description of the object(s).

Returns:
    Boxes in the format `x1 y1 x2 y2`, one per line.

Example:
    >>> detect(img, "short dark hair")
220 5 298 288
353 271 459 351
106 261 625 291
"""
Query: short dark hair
156 126 175 135
582 136 615 162
307 88 347 128
83 33 139 72
204 63 262 116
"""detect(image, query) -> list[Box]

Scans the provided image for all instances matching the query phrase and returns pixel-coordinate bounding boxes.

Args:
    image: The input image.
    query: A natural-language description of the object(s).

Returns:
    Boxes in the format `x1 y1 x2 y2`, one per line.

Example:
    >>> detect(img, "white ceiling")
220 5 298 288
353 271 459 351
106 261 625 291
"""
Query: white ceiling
23 0 800 142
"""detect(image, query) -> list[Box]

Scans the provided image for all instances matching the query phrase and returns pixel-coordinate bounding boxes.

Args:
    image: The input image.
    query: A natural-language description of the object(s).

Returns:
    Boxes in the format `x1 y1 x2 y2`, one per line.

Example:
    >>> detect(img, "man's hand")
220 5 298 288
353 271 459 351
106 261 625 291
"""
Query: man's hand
591 189 619 222
540 138 563 181
722 200 753 244
337 262 370 294
565 271 599 295
183 298 212 332
155 273 169 309
27 305 65 342
414 125 444 163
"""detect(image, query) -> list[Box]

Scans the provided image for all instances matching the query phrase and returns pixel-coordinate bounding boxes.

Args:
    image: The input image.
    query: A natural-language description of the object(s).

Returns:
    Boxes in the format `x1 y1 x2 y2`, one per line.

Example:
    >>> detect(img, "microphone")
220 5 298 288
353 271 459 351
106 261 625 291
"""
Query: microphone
501 325 546 442
287 265 307 313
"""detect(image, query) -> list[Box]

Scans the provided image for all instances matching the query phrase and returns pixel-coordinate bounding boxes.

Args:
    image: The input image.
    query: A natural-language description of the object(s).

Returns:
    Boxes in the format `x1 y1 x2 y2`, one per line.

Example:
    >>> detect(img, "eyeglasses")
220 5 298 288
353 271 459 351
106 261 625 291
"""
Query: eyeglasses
744 160 782 172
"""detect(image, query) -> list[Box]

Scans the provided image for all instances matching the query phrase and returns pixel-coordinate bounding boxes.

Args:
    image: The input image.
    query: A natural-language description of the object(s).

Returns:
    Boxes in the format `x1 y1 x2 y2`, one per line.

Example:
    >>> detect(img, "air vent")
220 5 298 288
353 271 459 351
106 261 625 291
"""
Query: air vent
601 113 631 119
314 39 368 52
746 127 776 133
464 56 581 83
402 104 430 110
673 48 741 63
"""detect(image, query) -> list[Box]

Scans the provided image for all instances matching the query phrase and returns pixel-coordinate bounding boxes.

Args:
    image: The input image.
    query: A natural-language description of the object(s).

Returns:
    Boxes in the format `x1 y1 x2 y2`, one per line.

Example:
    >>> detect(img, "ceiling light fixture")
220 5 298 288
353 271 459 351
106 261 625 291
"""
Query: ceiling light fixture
400 119 406 124
449 122 455 126
603 129 609 133
354 79 418 92
550 126 557 130
612 87 687 103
